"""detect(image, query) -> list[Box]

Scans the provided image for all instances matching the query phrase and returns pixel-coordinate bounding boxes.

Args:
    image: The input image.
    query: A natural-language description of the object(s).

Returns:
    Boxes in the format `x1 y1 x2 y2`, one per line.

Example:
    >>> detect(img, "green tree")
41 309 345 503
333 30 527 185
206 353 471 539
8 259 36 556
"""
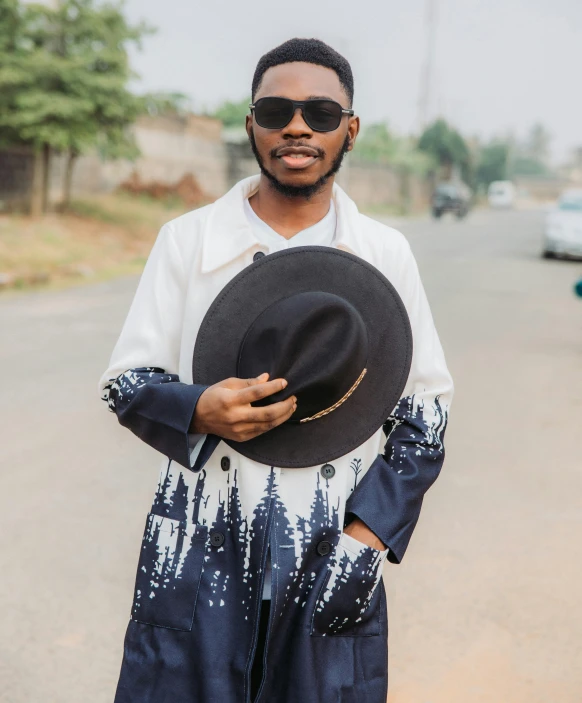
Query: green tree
418 118 470 181
476 141 510 187
355 122 433 174
355 123 398 164
212 96 250 128
511 155 549 177
0 0 29 146
0 0 152 213
0 0 21 51
143 91 191 118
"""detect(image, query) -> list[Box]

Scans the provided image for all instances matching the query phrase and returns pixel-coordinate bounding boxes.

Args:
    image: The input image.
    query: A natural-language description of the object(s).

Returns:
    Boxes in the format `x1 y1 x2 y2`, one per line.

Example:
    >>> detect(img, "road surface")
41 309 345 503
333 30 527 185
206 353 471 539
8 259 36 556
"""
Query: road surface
0 208 580 703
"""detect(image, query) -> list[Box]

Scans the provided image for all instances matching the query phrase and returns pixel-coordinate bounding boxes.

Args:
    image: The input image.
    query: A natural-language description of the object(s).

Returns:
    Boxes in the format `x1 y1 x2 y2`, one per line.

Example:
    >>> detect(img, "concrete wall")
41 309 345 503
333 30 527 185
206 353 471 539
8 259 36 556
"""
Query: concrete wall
342 160 431 212
49 114 229 202
225 141 259 188
44 113 430 212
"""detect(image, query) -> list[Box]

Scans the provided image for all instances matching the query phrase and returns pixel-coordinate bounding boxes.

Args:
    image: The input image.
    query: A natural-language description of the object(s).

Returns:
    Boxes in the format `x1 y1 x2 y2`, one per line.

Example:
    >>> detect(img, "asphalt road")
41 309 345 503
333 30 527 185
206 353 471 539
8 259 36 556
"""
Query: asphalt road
1 208 581 703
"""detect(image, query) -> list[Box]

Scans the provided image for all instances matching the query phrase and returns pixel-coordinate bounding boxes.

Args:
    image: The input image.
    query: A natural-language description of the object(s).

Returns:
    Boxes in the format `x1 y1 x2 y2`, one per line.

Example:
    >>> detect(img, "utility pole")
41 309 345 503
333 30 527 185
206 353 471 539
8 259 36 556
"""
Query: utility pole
418 0 438 130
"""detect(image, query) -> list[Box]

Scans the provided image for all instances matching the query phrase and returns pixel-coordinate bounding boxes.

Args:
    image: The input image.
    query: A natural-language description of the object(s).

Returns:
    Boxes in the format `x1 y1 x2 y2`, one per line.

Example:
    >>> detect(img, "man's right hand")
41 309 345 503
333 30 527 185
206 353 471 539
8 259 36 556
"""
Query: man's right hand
191 373 297 442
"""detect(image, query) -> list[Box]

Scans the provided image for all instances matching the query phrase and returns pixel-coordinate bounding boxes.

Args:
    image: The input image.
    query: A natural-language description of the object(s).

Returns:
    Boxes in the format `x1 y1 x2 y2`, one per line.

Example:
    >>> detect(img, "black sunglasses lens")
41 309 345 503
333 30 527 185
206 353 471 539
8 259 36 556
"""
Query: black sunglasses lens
303 100 343 131
254 98 294 129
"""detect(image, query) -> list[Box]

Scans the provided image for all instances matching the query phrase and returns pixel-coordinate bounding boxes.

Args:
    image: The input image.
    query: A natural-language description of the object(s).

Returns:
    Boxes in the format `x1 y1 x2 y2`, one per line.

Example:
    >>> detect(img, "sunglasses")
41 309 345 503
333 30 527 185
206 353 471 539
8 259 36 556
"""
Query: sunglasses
249 97 354 132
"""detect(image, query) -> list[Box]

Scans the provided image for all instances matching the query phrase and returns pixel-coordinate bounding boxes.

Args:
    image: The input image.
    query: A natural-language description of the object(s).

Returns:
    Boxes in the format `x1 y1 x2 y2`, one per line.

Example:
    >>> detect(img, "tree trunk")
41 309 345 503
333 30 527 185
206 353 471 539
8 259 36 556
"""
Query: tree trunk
441 161 453 182
61 149 78 212
30 147 44 217
41 142 51 214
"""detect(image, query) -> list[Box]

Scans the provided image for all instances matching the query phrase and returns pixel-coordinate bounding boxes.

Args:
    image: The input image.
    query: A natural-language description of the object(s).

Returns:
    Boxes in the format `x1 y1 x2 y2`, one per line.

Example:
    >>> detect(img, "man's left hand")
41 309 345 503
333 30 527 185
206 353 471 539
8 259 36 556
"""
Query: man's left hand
343 518 387 552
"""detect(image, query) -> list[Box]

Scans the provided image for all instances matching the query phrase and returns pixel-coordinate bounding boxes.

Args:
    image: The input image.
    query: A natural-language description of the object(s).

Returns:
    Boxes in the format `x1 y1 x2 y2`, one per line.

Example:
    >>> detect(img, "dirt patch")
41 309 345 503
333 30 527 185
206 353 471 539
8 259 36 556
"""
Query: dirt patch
119 171 211 208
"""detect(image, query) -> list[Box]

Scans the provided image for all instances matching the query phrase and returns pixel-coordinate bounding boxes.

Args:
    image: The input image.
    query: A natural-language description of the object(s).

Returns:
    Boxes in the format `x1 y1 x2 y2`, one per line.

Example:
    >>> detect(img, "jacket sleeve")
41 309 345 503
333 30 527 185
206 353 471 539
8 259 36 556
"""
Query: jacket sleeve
345 240 453 564
97 223 219 471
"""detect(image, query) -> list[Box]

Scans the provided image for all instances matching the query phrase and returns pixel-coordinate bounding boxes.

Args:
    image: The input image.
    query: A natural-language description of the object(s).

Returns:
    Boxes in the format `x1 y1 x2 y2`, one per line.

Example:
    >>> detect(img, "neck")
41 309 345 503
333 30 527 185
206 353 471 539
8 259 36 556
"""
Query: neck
249 175 334 239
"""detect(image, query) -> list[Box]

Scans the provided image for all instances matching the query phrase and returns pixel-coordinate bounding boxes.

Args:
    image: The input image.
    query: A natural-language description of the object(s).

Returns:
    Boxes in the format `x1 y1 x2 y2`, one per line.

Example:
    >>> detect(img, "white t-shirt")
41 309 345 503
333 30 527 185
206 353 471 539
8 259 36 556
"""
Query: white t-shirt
243 196 337 252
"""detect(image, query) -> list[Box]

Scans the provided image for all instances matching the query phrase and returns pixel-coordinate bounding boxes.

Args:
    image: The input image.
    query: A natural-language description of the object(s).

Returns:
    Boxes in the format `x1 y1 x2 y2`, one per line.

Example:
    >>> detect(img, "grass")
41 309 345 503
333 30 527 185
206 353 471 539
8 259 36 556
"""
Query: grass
68 192 187 230
0 193 191 294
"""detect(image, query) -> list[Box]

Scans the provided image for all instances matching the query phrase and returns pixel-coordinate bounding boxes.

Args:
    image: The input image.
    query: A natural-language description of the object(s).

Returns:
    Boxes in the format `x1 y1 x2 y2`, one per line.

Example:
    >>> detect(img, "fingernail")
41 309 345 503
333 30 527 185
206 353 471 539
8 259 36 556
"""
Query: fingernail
258 373 269 381
281 379 288 388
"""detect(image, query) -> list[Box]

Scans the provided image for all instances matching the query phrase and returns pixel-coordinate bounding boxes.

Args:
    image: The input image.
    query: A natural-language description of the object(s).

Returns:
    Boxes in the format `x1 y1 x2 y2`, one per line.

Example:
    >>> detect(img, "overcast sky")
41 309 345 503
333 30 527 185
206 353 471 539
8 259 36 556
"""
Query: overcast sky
123 0 581 162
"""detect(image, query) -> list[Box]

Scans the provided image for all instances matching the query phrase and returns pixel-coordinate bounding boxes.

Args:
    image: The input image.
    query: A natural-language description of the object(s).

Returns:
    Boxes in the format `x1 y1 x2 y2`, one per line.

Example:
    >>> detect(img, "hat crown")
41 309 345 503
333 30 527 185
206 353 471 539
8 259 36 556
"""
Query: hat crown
237 291 368 422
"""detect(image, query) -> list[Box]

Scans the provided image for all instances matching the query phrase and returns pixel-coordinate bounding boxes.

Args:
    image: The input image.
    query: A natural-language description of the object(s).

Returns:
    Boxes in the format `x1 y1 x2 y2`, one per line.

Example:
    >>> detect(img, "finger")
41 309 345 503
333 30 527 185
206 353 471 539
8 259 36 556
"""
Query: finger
216 373 269 391
237 399 297 440
237 378 288 404
242 396 297 424
246 373 270 385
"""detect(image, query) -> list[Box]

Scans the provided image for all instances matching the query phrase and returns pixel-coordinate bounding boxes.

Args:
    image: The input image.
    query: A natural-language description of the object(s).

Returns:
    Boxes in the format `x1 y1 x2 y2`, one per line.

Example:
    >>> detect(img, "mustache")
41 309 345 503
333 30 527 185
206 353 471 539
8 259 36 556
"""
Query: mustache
269 142 325 159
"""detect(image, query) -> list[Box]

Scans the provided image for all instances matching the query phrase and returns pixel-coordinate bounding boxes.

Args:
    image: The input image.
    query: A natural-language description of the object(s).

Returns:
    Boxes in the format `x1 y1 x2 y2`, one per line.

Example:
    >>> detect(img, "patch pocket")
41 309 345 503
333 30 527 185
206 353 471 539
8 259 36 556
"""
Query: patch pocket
311 532 388 637
131 513 207 631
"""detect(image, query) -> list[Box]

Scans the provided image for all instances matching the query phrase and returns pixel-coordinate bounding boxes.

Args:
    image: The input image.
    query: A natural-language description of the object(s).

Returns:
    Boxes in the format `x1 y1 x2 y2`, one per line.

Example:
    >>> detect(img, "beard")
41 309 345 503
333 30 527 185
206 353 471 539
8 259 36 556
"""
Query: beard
248 129 350 200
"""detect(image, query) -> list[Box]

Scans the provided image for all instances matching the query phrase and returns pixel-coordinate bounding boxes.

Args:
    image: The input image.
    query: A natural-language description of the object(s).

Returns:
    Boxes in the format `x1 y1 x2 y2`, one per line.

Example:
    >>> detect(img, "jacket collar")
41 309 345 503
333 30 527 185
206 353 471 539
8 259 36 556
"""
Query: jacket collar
201 176 364 274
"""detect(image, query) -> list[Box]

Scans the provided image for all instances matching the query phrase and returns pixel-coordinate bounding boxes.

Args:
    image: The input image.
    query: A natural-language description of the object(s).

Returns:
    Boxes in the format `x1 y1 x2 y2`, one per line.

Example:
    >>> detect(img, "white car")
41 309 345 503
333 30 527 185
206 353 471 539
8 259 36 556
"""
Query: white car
488 181 516 208
543 189 582 259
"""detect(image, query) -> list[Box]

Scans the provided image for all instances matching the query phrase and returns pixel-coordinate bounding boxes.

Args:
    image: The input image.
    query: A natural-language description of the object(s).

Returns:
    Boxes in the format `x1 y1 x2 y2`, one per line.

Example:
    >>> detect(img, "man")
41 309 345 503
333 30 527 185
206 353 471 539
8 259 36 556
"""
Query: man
100 38 453 703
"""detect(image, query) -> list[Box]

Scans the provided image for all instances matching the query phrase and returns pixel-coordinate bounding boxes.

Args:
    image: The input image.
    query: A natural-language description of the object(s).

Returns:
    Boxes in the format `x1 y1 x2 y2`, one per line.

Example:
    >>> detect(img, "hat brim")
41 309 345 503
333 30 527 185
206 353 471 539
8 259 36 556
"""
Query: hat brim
192 246 412 468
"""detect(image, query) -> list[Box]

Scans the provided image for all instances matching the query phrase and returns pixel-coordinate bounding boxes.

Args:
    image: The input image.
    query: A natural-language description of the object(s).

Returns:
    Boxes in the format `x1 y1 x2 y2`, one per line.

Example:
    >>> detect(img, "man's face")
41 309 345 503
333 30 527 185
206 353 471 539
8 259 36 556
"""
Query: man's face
246 62 360 199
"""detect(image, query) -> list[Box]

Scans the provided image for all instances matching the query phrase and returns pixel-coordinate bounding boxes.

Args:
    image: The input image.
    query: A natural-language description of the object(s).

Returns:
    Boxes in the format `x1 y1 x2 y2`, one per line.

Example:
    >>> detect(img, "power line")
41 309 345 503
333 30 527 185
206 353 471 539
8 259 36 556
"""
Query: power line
418 0 438 130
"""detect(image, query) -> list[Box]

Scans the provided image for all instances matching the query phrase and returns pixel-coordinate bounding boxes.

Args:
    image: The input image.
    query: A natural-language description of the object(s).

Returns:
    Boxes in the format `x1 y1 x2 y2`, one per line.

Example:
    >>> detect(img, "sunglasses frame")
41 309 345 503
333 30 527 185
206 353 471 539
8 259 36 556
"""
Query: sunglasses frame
249 97 354 133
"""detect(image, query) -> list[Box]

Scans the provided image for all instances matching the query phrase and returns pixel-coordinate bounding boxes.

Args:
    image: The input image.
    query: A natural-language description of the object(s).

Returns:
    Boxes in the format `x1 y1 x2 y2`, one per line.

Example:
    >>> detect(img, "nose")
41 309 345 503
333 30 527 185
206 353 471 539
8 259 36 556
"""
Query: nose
282 107 312 139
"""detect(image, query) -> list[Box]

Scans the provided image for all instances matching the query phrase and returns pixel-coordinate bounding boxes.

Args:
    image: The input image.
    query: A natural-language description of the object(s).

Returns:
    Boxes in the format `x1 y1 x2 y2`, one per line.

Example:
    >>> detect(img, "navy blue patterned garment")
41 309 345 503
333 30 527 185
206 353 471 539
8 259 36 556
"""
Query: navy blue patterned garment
105 367 219 472
113 462 391 703
347 395 448 564
104 367 448 702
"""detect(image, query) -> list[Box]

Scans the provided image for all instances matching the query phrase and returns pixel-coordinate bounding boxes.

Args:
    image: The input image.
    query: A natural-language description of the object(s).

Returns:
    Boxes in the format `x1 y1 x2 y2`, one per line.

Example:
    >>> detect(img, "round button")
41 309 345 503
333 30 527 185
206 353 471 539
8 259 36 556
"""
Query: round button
316 540 332 557
210 531 225 548
321 463 335 480
253 251 266 262
220 456 230 472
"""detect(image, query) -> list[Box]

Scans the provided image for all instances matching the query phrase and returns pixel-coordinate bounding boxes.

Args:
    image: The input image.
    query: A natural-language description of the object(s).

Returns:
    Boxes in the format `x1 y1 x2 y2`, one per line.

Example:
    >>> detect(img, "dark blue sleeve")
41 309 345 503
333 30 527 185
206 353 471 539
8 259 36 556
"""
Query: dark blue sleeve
104 367 220 471
345 395 448 564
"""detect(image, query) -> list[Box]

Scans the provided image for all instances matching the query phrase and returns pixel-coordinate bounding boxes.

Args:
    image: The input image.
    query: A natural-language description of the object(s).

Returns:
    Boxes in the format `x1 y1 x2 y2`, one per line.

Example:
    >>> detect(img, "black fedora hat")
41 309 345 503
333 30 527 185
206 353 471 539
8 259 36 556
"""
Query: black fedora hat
192 246 412 468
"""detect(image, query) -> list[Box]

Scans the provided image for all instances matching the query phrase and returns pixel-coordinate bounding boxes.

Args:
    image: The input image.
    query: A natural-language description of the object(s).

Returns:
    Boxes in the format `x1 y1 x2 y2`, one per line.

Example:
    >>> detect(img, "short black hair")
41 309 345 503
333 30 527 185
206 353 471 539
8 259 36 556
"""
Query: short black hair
252 38 354 106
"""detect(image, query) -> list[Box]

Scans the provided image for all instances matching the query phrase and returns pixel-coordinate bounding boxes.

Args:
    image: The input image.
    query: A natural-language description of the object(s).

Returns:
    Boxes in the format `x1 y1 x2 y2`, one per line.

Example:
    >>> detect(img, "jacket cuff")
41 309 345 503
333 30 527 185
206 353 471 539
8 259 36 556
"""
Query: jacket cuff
345 454 424 564
116 380 210 471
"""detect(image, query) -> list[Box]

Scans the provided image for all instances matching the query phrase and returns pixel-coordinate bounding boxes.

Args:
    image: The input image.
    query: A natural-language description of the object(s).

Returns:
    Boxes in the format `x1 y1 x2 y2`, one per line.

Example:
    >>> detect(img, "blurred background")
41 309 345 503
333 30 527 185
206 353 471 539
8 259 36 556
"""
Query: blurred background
1 1 581 702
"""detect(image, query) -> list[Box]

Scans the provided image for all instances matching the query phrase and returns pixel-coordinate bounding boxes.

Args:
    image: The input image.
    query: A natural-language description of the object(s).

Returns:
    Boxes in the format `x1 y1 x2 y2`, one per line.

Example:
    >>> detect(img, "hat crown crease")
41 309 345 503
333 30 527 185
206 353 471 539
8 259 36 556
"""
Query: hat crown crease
237 291 369 423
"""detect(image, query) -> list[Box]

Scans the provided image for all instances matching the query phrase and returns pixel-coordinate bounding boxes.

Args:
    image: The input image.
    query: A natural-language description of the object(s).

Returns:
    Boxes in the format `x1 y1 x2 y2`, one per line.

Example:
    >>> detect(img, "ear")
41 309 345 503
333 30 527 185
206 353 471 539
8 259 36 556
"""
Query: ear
347 115 360 152
245 114 253 139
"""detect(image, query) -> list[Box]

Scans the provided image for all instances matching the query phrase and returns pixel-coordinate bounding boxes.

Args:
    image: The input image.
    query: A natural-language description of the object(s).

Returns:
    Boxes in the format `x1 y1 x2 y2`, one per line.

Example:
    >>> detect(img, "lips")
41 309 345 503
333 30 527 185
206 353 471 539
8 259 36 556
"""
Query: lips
275 146 321 170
